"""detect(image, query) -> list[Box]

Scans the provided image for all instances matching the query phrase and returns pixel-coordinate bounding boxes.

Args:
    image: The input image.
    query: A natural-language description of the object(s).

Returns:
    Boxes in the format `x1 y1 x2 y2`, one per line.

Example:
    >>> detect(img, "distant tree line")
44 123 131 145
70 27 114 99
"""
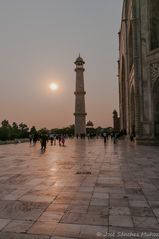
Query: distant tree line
50 125 75 136
0 119 114 141
0 120 30 141
0 120 76 141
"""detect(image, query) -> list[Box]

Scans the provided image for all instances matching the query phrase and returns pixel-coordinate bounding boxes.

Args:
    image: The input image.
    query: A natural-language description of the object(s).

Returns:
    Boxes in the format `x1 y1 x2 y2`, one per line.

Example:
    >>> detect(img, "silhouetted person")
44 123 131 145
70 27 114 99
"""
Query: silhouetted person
29 134 33 144
33 133 38 145
103 132 107 144
53 135 56 145
111 131 117 144
50 137 53 145
40 134 47 151
130 131 135 142
61 135 65 146
50 134 53 145
58 135 62 146
114 132 118 144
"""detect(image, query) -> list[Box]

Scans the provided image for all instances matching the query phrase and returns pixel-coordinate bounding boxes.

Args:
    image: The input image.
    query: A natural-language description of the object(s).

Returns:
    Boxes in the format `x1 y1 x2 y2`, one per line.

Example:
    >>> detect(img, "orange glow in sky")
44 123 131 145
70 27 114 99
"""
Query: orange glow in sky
0 0 123 129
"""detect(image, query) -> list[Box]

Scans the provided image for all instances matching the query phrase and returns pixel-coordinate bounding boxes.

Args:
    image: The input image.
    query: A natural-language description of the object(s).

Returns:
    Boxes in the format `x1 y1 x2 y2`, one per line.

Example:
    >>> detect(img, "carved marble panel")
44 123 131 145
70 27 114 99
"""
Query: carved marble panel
150 63 159 83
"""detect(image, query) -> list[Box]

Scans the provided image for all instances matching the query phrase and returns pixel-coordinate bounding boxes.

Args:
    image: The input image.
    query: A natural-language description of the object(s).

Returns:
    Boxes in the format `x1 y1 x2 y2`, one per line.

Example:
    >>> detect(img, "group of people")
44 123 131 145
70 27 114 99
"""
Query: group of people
50 134 65 147
102 131 118 144
102 129 136 144
29 129 135 151
29 133 66 151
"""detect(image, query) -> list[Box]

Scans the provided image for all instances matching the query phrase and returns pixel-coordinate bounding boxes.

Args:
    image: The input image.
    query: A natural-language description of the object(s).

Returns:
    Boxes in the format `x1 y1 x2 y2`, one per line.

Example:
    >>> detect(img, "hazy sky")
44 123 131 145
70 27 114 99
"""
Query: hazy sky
0 0 123 129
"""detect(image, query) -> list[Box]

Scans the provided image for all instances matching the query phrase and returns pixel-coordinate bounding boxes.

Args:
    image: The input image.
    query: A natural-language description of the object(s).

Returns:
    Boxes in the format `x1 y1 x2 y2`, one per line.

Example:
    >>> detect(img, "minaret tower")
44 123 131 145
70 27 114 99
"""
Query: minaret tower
74 55 87 136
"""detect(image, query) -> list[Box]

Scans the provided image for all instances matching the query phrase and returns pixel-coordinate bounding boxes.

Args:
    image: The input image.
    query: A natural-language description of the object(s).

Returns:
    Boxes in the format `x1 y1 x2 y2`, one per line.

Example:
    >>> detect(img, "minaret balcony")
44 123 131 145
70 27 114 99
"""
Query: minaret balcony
75 68 85 72
74 91 86 95
74 113 87 116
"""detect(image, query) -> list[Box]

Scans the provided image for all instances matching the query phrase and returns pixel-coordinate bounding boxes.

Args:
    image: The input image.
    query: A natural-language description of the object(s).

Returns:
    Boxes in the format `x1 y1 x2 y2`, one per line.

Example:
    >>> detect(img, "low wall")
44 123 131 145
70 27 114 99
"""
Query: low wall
0 139 29 145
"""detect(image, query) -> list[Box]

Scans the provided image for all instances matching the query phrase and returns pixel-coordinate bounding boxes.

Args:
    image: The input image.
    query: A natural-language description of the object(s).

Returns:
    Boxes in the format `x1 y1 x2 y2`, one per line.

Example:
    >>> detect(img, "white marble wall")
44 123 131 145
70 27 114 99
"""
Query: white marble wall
119 0 159 144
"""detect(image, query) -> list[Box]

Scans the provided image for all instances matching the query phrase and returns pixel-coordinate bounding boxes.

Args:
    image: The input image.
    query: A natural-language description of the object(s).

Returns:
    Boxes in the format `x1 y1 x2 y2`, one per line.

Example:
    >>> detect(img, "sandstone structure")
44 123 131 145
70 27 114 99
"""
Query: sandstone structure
74 55 87 136
118 0 159 144
113 110 120 132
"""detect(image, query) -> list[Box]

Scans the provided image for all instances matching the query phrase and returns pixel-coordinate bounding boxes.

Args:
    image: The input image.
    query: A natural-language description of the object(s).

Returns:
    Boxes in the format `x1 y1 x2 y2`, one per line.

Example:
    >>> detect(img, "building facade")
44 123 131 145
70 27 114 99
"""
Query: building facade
74 55 87 136
118 0 159 144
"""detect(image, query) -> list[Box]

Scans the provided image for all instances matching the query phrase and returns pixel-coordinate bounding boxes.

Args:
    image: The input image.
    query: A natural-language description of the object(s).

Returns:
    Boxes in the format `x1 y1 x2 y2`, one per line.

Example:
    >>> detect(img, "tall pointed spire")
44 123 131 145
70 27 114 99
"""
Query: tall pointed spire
74 55 87 136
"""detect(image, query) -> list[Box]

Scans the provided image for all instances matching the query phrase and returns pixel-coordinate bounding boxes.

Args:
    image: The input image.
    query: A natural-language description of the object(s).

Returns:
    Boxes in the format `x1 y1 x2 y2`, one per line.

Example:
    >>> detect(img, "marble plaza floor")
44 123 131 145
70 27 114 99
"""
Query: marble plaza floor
0 138 159 239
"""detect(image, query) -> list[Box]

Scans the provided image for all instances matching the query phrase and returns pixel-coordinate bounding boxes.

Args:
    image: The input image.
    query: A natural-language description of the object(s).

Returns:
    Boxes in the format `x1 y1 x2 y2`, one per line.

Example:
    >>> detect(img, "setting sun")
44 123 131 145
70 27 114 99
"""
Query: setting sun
50 83 59 91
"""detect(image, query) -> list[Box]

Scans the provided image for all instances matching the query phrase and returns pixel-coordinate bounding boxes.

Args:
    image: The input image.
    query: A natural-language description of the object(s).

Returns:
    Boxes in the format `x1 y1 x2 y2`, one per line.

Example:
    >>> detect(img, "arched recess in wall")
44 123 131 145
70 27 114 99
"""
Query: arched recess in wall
121 56 127 130
130 85 135 134
149 0 159 50
153 79 159 137
128 23 133 72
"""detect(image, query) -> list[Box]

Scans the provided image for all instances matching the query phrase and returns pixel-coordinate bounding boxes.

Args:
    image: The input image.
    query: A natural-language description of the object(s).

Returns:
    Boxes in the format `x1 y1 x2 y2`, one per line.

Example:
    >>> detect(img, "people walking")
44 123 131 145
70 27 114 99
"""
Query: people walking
113 132 117 144
33 133 38 145
29 134 33 144
111 131 117 144
130 131 135 142
61 135 65 146
103 132 107 144
58 135 62 146
40 133 48 151
53 135 56 145
50 134 54 146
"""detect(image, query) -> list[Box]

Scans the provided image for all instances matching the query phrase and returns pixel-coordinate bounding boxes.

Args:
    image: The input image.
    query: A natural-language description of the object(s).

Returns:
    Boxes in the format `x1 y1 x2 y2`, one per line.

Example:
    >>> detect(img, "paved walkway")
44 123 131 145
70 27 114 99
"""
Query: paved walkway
0 138 159 239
